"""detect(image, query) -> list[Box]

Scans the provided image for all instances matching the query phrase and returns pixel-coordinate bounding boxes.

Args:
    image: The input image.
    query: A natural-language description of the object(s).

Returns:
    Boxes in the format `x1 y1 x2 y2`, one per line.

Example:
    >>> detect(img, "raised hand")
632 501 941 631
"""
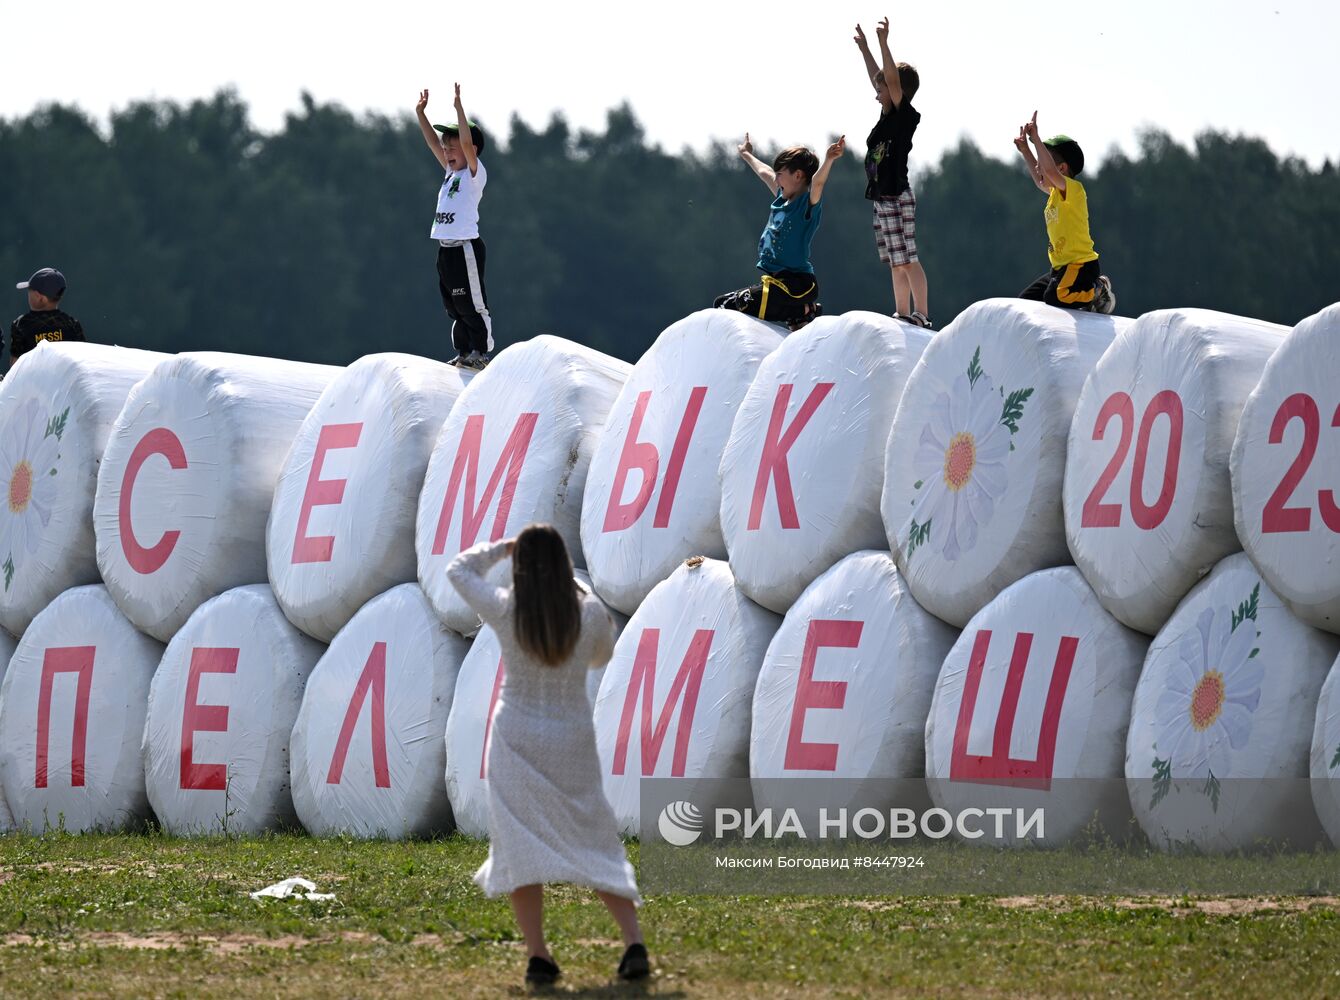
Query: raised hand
738 132 753 157
876 16 889 43
454 83 464 109
826 135 847 161
417 89 429 114
854 23 868 47
1014 124 1029 152
1026 110 1040 139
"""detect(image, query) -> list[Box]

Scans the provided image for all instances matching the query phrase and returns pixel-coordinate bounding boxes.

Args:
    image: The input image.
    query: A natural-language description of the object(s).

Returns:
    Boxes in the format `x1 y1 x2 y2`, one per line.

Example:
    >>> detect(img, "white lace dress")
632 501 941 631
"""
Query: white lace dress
447 539 641 902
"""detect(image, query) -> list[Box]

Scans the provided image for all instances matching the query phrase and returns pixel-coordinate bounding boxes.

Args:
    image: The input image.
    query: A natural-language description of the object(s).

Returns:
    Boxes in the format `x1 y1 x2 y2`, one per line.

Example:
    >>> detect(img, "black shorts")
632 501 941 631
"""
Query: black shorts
713 270 819 325
1019 258 1101 309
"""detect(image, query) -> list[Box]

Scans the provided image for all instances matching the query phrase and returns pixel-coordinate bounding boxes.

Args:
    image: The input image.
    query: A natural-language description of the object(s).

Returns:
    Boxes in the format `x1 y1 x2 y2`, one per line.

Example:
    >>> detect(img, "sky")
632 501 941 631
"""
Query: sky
2 0 1338 172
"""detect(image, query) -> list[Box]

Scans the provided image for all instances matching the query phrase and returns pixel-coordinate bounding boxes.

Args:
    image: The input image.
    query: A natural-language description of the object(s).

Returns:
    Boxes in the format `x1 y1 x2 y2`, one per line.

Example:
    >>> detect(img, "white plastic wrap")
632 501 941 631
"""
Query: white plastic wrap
0 585 163 832
0 629 15 831
720 313 930 614
1231 303 1340 634
290 583 469 839
0 342 166 635
444 569 622 838
882 299 1125 627
268 354 471 642
1311 649 1340 846
593 557 781 835
94 352 338 642
1127 552 1338 852
924 567 1147 845
416 336 631 635
142 584 325 835
1064 309 1289 635
750 550 958 813
582 310 782 614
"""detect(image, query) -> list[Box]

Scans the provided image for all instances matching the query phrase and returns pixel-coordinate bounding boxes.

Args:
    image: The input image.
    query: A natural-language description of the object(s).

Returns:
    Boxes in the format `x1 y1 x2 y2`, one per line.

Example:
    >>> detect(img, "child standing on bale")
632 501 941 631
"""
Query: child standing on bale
1013 112 1116 313
447 525 649 989
855 16 931 328
9 268 84 373
416 84 494 370
714 133 846 331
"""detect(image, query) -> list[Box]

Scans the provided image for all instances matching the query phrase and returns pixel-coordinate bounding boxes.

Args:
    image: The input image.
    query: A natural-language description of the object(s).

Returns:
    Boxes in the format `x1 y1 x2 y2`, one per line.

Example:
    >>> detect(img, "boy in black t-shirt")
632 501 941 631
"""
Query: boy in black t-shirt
8 268 84 373
855 17 931 328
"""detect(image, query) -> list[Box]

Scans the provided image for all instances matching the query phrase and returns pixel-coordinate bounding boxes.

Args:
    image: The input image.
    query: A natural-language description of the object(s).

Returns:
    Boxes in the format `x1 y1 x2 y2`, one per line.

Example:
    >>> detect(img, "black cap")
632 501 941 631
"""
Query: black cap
433 120 486 155
16 268 66 298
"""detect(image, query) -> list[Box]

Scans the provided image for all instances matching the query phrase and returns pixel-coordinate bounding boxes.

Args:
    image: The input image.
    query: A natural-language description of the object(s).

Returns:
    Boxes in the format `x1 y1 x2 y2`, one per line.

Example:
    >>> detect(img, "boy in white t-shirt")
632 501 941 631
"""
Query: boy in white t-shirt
416 84 493 369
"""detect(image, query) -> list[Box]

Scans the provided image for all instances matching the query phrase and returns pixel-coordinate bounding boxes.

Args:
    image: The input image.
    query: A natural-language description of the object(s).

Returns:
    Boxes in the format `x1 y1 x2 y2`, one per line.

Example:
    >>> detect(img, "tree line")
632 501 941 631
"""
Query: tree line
2 90 1336 366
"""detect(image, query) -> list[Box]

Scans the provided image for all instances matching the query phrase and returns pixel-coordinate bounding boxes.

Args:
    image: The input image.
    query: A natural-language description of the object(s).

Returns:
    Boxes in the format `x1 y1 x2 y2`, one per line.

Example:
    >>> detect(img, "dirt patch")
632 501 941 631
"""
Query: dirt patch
1 930 470 954
992 894 1340 915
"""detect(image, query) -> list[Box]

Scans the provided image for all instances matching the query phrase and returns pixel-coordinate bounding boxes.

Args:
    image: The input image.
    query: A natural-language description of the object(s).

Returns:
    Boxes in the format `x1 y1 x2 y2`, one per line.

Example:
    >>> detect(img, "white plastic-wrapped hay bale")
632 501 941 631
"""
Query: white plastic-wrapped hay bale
881 299 1124 628
94 352 338 642
1064 309 1289 635
290 583 469 839
924 567 1147 846
268 354 471 642
1231 303 1340 634
416 336 631 635
1311 650 1340 846
719 313 930 615
1127 552 1338 852
0 585 163 832
0 342 166 636
142 584 325 835
750 550 957 814
593 557 781 835
445 569 623 838
0 629 15 831
581 310 782 615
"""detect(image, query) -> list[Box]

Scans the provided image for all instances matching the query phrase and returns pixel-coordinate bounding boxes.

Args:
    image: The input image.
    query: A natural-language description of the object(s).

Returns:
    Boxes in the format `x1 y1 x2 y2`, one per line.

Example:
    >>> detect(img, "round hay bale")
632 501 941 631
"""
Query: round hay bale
1231 303 1340 634
416 336 630 635
925 567 1147 846
582 310 781 614
0 585 163 832
883 299 1124 627
1064 309 1288 635
291 583 468 838
142 584 325 835
95 352 338 641
0 343 166 635
1127 552 1338 852
721 312 931 614
268 354 471 641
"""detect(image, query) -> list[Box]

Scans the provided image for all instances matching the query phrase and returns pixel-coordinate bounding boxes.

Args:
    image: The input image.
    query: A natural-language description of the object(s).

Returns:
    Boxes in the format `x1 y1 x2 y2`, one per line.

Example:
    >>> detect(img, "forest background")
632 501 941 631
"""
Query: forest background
3 92 1337 366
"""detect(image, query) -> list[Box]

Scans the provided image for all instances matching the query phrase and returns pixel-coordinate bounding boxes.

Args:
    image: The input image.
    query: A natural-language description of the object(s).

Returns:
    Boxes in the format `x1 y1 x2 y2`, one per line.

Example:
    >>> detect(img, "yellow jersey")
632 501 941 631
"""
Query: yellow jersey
1044 177 1099 269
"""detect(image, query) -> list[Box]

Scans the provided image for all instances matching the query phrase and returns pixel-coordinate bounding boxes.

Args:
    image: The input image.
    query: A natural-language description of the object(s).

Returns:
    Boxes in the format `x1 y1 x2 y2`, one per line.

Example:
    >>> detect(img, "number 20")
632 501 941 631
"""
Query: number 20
1081 390 1184 530
1260 393 1340 534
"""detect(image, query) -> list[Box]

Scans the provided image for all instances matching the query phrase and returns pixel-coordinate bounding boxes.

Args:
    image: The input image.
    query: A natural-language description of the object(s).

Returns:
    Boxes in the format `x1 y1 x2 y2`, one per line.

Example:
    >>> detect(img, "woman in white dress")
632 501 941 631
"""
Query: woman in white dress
447 524 648 987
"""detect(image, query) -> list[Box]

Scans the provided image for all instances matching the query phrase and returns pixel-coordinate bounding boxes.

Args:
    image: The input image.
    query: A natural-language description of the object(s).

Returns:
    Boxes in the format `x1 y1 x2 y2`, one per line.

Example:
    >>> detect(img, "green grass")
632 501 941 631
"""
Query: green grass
1 832 1339 998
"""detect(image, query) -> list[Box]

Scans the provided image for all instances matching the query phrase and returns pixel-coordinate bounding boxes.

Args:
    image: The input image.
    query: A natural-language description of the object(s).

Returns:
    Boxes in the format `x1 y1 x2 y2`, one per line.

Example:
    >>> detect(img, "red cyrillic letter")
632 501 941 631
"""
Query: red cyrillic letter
327 642 390 788
180 647 238 791
35 646 96 788
432 413 538 555
783 620 862 771
747 382 834 530
602 387 709 533
611 628 713 777
120 428 188 574
292 422 363 564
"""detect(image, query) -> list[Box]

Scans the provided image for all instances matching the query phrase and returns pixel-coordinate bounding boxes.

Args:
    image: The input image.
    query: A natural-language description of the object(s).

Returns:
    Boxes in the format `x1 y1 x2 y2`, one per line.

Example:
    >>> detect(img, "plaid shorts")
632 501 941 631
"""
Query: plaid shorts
873 188 919 266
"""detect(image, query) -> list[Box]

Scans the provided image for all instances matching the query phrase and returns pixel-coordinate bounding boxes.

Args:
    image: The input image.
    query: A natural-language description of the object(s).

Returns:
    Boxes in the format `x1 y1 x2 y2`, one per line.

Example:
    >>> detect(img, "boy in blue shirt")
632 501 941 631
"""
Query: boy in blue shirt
714 133 846 331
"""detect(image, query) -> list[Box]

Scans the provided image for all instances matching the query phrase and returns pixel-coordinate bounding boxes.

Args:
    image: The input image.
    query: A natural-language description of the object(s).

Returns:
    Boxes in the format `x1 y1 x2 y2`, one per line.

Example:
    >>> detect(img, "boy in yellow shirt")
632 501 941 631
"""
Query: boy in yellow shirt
1013 113 1115 313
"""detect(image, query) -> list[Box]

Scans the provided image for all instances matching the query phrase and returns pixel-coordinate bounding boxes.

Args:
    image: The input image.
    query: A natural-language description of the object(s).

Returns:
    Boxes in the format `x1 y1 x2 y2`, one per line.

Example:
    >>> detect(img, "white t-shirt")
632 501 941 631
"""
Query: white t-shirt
429 159 487 242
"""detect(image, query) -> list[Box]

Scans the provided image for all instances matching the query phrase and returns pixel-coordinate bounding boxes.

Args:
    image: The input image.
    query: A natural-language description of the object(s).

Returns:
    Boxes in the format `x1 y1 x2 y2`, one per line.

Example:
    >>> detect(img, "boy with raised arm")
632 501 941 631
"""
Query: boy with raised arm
713 133 846 331
1012 111 1116 313
855 16 930 327
416 84 494 369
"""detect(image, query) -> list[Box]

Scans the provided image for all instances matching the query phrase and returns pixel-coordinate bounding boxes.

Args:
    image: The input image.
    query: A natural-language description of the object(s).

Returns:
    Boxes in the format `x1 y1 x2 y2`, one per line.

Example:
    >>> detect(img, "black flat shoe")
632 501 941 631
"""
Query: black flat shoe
617 942 650 980
525 955 561 987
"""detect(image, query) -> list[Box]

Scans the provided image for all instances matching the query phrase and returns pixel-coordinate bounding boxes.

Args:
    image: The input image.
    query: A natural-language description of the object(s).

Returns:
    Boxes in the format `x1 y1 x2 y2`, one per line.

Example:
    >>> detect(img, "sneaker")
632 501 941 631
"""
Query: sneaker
525 955 561 987
1094 275 1116 314
463 352 490 371
909 310 934 329
617 943 650 981
447 354 465 367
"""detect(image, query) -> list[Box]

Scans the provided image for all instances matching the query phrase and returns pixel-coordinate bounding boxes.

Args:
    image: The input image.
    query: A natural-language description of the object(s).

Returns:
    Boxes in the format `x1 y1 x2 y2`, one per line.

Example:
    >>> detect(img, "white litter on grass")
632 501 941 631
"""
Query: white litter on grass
249 877 336 901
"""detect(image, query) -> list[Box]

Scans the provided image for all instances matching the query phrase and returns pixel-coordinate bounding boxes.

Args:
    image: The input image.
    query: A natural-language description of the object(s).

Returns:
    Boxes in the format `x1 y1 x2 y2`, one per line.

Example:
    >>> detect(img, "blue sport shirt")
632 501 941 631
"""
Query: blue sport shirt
756 189 822 274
